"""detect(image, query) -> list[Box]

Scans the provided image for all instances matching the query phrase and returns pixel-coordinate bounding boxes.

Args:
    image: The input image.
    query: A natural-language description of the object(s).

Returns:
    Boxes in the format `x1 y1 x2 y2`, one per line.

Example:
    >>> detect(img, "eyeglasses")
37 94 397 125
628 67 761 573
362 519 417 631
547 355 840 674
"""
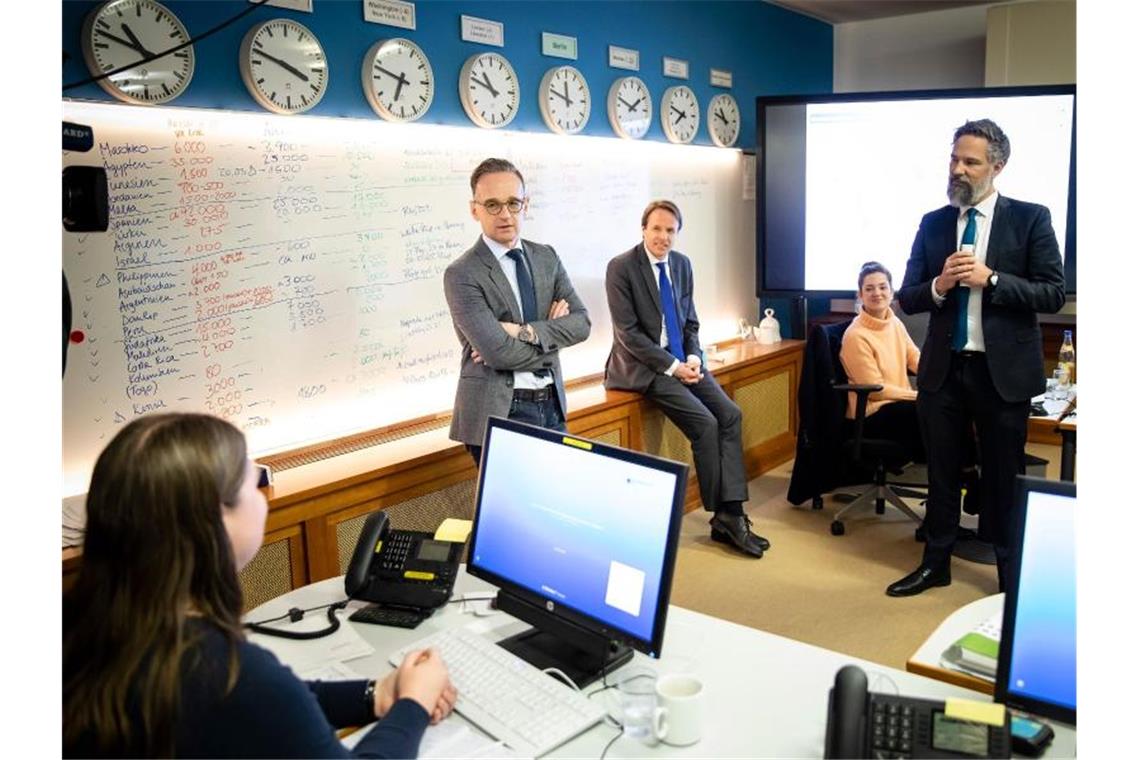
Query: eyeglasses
472 197 525 216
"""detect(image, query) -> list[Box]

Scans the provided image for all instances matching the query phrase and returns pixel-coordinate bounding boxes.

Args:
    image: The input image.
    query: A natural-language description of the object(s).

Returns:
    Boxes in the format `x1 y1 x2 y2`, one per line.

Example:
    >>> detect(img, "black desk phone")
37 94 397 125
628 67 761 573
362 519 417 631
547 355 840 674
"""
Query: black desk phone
344 511 463 612
825 665 1011 759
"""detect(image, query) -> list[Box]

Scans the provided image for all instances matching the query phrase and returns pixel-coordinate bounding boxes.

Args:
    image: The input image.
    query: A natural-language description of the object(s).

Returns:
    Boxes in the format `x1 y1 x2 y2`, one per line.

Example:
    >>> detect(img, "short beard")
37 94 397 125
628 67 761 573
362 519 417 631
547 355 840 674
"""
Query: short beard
946 177 973 208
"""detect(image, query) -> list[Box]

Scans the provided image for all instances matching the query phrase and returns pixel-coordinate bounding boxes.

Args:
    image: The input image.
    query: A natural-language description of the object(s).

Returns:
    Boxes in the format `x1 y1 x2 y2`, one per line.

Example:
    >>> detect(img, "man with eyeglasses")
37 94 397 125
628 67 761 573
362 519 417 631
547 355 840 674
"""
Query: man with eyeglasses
444 158 590 465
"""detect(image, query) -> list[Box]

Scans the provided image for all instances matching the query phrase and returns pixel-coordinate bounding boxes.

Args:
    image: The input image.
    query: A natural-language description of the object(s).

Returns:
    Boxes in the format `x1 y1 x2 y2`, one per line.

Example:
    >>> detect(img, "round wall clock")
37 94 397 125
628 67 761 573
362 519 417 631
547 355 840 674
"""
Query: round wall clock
707 93 741 148
661 86 700 144
80 0 194 105
239 19 328 115
361 38 434 122
538 65 590 135
606 76 652 140
458 52 520 129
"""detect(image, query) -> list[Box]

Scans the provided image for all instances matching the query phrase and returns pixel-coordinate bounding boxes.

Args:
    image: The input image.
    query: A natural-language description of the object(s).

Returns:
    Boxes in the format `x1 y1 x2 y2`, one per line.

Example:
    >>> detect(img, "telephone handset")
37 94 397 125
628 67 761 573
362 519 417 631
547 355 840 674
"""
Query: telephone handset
825 665 1012 759
344 510 463 612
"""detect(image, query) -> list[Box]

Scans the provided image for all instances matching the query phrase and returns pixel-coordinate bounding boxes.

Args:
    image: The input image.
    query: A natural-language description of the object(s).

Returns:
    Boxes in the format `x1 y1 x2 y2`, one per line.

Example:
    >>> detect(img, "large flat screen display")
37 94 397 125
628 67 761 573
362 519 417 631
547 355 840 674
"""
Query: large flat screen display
758 86 1076 297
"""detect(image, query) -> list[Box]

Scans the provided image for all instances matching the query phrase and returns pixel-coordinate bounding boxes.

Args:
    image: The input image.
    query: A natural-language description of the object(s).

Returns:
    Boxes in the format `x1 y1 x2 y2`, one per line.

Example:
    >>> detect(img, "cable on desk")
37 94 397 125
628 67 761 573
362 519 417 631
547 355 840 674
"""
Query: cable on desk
599 726 623 760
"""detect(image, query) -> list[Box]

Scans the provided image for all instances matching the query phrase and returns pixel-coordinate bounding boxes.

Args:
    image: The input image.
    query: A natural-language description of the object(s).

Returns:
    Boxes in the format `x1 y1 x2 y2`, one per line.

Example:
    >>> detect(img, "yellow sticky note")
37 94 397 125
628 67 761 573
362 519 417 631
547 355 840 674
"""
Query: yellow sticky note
944 698 1006 727
434 518 472 543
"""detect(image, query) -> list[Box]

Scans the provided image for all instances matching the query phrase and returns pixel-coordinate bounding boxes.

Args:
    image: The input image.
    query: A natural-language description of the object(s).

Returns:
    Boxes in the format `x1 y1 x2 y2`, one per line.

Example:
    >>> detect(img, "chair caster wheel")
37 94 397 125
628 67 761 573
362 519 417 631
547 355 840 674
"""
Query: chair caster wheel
830 521 845 536
812 496 824 510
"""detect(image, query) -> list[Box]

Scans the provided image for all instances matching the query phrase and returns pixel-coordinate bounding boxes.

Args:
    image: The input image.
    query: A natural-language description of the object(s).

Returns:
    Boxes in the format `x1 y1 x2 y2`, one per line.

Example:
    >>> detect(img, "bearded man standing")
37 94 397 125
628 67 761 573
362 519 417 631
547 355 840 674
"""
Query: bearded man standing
888 119 1065 597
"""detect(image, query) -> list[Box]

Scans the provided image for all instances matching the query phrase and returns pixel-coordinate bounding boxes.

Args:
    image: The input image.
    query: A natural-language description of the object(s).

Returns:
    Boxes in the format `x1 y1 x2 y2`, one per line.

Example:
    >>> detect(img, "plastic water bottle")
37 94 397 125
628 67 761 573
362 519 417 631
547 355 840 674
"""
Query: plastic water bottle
1057 330 1075 386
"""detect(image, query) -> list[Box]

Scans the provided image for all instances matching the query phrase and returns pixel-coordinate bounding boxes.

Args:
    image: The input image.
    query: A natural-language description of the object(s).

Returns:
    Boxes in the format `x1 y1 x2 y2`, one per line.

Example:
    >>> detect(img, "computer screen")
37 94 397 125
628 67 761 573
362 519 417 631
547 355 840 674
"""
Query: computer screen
468 416 687 686
757 85 1076 297
995 476 1076 725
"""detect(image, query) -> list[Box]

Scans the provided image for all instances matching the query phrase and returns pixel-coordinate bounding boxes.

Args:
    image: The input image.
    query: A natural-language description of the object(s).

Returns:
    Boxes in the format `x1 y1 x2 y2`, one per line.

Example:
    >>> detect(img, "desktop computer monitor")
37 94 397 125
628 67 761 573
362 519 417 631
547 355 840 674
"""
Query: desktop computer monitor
994 476 1076 725
467 416 688 687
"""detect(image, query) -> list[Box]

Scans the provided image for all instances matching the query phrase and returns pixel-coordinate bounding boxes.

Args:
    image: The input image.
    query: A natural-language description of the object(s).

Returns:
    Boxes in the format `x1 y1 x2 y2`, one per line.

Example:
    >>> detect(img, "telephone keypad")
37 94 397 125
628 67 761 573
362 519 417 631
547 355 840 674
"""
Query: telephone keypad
379 532 413 571
871 700 914 757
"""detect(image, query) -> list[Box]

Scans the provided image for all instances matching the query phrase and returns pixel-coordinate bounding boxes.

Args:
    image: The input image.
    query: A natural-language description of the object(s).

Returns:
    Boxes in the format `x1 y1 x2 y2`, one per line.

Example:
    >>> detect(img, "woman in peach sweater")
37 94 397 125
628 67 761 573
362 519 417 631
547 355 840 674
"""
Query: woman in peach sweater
839 261 924 462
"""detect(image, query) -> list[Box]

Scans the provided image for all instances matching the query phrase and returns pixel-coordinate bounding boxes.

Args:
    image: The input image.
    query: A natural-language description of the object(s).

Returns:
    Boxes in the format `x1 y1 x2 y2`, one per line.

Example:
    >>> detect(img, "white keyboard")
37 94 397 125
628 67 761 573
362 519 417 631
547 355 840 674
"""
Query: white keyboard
389 627 606 757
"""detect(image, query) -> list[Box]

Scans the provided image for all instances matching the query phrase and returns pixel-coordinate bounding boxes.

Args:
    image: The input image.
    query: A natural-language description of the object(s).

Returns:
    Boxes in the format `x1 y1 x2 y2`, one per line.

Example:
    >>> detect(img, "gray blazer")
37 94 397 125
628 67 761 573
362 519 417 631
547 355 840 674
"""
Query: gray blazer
443 236 590 445
604 244 702 393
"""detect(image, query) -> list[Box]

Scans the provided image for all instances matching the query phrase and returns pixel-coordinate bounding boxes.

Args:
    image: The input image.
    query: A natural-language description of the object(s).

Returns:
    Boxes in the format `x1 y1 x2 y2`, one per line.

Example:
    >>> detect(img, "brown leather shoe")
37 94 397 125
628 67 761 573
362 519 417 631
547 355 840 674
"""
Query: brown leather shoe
709 513 768 558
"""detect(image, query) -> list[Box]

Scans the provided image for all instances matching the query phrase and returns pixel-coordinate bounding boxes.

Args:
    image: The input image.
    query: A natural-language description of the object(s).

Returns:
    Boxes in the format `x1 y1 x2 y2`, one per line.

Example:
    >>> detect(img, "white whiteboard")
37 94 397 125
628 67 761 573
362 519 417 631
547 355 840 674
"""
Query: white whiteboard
63 101 751 495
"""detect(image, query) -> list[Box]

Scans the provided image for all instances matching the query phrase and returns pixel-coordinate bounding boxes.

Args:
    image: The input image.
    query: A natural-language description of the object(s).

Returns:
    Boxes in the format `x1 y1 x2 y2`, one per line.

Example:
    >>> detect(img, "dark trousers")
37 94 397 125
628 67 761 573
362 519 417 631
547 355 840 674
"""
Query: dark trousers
644 371 749 511
917 353 1029 589
466 392 566 467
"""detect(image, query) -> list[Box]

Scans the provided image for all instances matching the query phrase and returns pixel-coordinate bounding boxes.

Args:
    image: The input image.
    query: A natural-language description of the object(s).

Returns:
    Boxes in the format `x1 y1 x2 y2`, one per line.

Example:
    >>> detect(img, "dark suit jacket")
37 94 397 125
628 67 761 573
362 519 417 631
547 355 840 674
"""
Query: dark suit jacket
604 244 701 392
897 195 1065 402
443 237 590 445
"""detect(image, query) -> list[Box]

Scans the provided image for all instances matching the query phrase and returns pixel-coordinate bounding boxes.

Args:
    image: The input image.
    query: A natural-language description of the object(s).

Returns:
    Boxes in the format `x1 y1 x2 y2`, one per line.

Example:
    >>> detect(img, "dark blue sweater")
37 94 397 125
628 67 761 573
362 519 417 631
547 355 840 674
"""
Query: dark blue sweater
66 622 430 758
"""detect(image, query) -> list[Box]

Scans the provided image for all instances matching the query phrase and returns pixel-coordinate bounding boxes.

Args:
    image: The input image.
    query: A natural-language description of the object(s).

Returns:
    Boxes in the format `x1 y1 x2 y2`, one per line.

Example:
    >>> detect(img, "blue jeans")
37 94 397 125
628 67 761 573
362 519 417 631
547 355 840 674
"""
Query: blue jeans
466 394 566 467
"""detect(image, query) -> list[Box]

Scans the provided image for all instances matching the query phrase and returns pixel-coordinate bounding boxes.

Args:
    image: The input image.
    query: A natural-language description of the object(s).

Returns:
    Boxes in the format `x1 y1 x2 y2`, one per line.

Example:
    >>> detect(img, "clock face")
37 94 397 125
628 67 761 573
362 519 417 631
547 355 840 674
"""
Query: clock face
606 76 652 140
239 19 328 115
661 86 700 144
538 66 590 135
80 0 194 105
361 38 434 123
459 53 520 129
707 93 741 148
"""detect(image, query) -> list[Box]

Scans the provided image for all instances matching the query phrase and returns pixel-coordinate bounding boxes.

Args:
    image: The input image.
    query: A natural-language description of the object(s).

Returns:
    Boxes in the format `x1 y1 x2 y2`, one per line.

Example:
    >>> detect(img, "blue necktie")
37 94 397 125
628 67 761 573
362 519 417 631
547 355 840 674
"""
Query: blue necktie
656 262 686 362
506 248 537 323
506 248 549 377
951 208 978 351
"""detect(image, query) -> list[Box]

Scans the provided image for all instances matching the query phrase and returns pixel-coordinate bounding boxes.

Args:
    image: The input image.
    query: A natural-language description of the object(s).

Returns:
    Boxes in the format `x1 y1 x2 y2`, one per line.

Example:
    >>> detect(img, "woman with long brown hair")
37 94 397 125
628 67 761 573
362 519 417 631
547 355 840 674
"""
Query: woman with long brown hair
63 413 455 757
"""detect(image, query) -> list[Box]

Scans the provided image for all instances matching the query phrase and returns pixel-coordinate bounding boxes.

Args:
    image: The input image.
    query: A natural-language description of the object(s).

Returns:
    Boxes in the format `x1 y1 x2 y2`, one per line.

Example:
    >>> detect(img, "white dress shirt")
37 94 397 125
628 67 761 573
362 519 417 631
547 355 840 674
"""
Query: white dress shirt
482 234 551 390
930 190 999 352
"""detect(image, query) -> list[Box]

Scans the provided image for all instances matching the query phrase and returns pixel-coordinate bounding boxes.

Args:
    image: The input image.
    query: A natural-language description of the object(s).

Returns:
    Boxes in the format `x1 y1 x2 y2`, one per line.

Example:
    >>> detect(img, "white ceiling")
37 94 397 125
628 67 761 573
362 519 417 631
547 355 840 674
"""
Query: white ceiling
767 0 994 24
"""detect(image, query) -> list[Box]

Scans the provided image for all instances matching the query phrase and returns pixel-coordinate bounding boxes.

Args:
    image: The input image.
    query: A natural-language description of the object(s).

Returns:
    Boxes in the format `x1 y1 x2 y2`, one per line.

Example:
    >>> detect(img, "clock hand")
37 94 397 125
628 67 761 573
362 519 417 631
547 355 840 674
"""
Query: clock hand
716 108 728 125
671 105 687 124
562 80 572 106
473 72 500 98
550 85 572 106
119 23 156 58
252 49 310 82
97 28 152 58
627 97 643 113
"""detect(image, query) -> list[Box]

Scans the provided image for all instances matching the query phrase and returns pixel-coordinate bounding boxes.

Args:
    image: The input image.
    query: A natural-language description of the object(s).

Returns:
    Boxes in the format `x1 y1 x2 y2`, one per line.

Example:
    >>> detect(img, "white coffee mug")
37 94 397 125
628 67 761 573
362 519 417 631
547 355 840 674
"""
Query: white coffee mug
656 673 704 746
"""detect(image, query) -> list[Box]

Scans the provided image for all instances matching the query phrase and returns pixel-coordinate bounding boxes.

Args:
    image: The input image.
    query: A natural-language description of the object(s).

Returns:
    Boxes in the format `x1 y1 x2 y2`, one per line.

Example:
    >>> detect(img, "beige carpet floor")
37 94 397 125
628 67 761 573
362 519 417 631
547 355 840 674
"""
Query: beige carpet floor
668 442 1061 672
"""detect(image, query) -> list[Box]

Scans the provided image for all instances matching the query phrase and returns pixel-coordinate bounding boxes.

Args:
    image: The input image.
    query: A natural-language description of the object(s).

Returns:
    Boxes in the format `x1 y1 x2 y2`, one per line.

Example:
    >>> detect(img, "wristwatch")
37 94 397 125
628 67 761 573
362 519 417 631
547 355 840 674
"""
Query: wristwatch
518 324 537 344
363 679 377 716
988 272 1000 289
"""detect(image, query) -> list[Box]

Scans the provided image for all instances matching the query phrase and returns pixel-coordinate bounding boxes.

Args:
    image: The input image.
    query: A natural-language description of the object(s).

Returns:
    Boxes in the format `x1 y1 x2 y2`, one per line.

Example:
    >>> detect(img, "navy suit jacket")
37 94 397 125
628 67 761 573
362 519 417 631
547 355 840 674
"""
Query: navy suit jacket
897 195 1065 403
604 244 701 392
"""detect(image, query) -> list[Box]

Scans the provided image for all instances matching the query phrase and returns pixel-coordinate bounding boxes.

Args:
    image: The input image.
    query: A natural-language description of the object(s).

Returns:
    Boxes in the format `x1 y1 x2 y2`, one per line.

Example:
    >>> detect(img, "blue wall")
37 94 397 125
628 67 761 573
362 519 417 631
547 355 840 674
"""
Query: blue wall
62 0 832 150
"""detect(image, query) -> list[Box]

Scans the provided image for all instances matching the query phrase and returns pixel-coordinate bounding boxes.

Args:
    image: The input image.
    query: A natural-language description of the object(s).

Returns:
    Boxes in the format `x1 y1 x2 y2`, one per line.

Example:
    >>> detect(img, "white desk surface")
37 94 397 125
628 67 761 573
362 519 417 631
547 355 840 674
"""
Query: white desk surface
247 572 1076 758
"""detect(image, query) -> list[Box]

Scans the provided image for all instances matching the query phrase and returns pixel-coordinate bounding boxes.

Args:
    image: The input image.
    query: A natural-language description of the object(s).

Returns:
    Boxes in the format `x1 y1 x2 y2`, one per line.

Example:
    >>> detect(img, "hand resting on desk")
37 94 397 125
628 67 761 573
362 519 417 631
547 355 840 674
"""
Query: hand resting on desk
373 648 458 725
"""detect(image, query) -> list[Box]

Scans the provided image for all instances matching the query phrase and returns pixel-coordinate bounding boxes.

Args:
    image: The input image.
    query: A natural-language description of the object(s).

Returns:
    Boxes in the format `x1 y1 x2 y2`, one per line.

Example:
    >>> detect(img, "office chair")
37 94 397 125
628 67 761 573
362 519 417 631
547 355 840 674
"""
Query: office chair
787 320 925 536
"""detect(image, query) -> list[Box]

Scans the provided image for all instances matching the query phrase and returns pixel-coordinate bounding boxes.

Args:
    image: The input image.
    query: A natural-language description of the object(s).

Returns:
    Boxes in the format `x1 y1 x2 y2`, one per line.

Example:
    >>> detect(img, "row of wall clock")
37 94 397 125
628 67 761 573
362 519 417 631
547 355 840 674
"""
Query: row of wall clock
78 0 740 147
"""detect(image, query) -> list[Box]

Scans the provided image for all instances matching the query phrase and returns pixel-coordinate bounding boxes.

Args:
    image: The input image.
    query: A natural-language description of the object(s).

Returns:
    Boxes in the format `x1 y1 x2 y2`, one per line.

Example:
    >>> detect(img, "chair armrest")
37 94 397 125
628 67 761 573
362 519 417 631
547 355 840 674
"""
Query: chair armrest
834 383 883 395
833 383 882 459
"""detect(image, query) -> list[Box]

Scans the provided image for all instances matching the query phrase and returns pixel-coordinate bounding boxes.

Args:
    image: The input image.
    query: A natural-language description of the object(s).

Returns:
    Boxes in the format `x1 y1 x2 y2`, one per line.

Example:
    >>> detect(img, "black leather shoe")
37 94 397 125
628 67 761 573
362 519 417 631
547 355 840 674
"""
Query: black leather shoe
885 565 951 597
709 514 768 557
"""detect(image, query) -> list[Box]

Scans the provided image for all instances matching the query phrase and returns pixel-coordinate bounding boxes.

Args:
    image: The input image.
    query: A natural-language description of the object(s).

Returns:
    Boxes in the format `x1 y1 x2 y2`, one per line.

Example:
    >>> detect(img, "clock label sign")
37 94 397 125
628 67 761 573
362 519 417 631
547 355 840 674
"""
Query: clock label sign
364 0 416 30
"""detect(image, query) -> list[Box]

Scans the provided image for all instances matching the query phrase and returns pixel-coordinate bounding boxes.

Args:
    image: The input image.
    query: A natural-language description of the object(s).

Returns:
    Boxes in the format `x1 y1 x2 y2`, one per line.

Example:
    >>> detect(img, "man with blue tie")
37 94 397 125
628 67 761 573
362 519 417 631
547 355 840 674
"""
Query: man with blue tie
444 158 590 465
604 200 769 558
889 120 1064 596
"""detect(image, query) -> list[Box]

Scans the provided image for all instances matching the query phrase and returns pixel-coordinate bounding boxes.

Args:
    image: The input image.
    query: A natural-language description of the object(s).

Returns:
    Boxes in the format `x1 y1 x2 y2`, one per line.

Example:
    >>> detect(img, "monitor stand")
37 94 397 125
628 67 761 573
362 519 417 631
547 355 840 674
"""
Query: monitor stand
498 627 633 688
